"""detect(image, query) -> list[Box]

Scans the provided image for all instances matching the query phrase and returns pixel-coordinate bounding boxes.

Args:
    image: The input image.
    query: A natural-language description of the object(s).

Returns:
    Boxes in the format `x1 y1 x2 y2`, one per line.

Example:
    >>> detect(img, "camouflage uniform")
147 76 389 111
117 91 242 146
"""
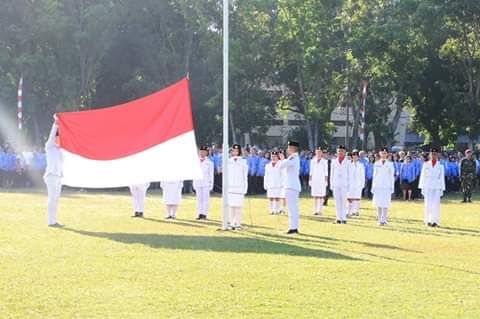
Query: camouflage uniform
460 158 476 201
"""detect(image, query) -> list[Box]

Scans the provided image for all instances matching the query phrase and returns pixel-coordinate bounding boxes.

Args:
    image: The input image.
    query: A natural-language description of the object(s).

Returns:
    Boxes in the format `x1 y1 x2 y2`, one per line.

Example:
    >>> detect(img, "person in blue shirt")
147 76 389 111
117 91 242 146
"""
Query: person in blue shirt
364 154 374 199
256 151 270 195
3 148 17 189
393 153 402 198
447 155 460 192
300 151 311 191
400 156 416 201
247 148 259 194
211 149 223 193
476 156 480 187
0 148 6 188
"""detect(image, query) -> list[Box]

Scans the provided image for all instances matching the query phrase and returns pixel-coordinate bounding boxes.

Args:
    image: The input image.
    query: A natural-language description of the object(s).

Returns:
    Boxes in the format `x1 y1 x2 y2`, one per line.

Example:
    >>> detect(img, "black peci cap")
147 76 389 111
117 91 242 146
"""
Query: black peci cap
380 147 389 152
337 144 346 150
271 151 279 156
430 147 439 153
232 144 241 152
199 146 208 151
288 140 300 147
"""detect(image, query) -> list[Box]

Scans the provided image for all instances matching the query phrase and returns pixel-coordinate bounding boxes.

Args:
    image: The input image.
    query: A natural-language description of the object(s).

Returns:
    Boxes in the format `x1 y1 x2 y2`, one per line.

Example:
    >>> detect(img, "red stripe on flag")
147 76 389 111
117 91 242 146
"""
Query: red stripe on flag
57 77 194 160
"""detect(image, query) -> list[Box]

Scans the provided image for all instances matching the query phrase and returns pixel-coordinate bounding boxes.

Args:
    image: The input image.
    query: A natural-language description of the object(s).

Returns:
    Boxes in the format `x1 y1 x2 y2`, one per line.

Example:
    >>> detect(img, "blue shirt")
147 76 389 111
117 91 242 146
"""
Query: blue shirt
365 162 373 180
31 153 47 171
256 157 270 177
447 161 459 177
300 157 310 176
4 153 16 171
400 162 416 183
212 153 222 173
0 152 5 170
247 155 259 176
413 158 422 177
394 161 402 179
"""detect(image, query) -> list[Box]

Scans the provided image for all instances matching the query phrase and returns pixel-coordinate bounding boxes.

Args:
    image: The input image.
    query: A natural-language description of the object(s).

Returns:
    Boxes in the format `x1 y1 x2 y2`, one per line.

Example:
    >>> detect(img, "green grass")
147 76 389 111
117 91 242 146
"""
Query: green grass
1 189 479 318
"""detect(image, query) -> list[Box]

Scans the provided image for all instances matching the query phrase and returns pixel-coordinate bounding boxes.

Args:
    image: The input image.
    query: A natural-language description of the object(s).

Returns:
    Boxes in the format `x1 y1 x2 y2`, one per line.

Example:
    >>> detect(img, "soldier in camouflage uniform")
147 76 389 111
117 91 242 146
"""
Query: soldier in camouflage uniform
460 149 477 203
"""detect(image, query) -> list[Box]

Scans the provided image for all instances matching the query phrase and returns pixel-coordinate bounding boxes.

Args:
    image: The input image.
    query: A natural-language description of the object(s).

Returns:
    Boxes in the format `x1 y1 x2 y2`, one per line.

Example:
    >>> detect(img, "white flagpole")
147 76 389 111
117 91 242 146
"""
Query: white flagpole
221 0 229 230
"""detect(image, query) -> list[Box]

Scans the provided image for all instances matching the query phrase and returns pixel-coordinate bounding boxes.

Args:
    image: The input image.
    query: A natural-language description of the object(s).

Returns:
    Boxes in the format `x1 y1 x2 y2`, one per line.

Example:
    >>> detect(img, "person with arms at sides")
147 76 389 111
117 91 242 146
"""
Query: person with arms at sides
309 147 328 216
161 180 183 219
372 147 395 226
129 183 150 218
227 144 248 230
264 151 283 215
330 145 349 224
346 150 365 217
419 147 445 227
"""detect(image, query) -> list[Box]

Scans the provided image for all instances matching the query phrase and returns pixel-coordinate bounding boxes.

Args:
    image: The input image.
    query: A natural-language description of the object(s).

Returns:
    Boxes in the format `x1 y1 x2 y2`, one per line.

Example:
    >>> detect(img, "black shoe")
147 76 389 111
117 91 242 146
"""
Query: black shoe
431 223 438 227
286 229 299 234
333 220 342 224
196 214 207 220
48 223 64 228
462 198 467 203
341 220 347 224
132 212 140 218
165 216 173 219
427 223 432 227
137 212 144 218
467 198 472 203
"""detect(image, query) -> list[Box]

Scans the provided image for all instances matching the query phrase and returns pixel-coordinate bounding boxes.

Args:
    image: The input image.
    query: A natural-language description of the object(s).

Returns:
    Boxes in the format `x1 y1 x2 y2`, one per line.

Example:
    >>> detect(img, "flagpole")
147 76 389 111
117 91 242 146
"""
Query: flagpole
221 0 229 230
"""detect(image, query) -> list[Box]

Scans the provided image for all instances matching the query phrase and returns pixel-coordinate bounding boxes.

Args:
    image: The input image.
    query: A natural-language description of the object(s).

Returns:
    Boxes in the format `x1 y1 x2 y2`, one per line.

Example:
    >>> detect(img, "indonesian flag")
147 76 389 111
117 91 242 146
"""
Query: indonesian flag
56 77 202 188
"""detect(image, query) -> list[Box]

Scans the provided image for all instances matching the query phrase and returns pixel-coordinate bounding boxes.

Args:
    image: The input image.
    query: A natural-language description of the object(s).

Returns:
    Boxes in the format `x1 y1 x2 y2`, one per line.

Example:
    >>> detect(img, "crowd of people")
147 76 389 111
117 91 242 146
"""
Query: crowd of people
4 125 480 232
0 143 47 189
207 145 480 201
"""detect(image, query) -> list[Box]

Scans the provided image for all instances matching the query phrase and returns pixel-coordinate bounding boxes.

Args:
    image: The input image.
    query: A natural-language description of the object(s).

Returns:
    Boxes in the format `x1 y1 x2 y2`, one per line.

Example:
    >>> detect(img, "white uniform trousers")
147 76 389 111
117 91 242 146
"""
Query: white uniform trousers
285 188 300 230
44 175 62 225
229 207 243 227
129 185 149 212
333 187 347 221
423 189 442 224
195 187 211 216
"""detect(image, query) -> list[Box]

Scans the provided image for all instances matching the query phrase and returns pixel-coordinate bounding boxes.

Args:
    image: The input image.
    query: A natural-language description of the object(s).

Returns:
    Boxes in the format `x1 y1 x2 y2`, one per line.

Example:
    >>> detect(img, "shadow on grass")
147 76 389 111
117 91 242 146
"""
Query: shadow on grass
142 217 206 229
61 227 361 260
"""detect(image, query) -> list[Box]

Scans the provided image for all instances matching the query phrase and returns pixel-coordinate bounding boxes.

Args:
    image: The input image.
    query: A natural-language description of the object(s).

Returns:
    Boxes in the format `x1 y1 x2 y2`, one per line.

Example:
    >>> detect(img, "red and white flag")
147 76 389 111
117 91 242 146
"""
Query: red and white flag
56 77 202 188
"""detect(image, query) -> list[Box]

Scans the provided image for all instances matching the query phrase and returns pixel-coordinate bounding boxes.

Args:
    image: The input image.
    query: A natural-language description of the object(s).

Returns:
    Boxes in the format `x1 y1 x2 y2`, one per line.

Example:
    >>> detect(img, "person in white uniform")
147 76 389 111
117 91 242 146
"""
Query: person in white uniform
346 150 365 217
278 151 287 214
264 151 282 214
193 146 214 220
419 147 445 227
278 140 301 234
227 144 248 230
129 183 150 218
330 145 349 224
372 147 395 226
160 180 183 219
44 116 63 227
309 147 328 216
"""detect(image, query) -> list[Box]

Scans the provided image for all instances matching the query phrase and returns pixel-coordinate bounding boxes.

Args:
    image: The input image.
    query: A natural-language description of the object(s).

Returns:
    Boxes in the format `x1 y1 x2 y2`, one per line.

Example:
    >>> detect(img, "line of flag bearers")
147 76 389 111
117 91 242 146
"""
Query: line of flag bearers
44 121 452 233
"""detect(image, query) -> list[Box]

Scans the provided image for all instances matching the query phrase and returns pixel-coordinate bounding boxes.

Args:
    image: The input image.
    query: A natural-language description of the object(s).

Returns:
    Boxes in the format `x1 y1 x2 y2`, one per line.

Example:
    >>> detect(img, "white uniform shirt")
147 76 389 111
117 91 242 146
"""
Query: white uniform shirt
264 161 283 190
278 153 301 192
227 156 248 194
193 158 214 190
419 161 445 191
330 157 349 189
372 160 395 192
347 160 366 190
309 157 328 188
44 123 63 178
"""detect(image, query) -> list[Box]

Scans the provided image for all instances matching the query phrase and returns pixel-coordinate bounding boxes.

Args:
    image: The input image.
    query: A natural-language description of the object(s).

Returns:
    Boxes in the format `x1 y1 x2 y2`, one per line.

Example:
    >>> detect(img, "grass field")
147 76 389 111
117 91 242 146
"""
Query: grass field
1 189 479 318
